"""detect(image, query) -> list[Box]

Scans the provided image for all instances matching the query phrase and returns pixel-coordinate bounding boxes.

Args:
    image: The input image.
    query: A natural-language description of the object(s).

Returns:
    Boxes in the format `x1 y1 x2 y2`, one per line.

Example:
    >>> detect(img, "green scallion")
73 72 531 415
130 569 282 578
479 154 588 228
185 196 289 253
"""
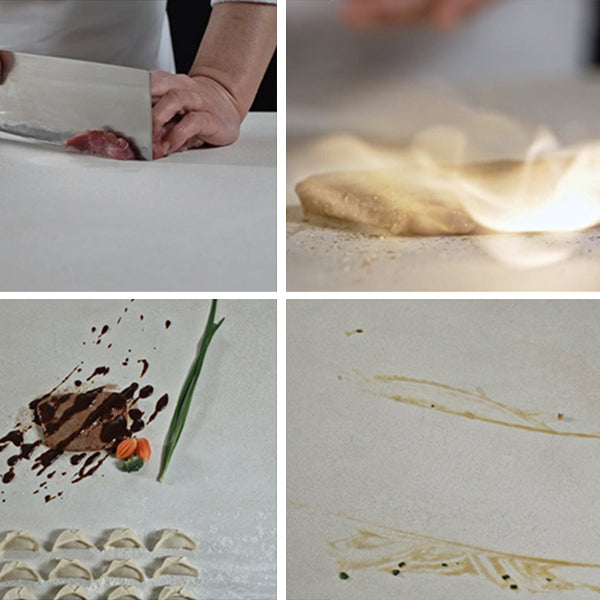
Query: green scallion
157 299 224 482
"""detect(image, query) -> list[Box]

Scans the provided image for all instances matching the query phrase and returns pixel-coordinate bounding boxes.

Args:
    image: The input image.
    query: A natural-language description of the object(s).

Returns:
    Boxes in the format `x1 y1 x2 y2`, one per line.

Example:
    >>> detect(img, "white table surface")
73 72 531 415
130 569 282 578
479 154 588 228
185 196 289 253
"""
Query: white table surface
0 299 276 599
0 113 275 291
288 299 600 599
287 75 600 291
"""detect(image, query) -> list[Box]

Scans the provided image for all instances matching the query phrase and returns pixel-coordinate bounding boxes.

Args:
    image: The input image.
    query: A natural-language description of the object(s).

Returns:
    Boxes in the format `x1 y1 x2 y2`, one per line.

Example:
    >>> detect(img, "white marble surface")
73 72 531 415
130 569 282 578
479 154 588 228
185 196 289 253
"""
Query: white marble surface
0 113 276 291
0 299 276 599
288 299 600 599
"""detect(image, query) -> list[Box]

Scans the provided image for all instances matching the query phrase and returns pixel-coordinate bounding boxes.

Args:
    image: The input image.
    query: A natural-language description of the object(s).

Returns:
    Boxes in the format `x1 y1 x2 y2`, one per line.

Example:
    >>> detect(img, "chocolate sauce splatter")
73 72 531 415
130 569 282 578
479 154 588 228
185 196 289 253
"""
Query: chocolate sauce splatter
70 453 86 466
137 359 149 378
72 453 109 484
86 365 110 381
165 320 171 329
91 327 96 333
148 394 169 424
139 385 154 399
140 315 144 321
74 380 82 387
44 494 55 503
0 431 23 447
2 469 15 484
101 324 109 336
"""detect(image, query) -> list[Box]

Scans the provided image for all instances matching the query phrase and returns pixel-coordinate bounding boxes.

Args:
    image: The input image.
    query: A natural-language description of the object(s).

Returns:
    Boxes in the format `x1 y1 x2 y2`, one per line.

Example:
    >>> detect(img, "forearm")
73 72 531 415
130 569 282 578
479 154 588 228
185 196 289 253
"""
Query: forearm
189 2 276 118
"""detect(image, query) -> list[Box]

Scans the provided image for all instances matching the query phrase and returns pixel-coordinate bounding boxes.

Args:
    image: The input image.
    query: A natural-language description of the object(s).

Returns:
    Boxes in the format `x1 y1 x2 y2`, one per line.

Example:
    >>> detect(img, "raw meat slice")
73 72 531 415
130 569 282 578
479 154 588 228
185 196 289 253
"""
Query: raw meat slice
65 130 137 161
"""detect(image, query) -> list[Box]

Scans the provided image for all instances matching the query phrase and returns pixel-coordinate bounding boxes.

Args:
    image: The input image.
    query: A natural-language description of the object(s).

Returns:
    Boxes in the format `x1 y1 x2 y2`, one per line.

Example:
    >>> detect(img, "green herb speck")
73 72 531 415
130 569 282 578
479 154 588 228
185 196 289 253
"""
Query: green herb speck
441 563 448 567
510 584 518 590
339 572 349 580
392 569 400 576
398 561 406 568
502 574 511 580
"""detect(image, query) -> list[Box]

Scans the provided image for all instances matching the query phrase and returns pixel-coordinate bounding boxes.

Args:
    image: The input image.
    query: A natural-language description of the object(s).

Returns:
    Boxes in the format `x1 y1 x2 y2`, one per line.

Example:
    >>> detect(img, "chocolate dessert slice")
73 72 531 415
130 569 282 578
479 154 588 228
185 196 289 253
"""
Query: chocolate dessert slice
31 384 139 451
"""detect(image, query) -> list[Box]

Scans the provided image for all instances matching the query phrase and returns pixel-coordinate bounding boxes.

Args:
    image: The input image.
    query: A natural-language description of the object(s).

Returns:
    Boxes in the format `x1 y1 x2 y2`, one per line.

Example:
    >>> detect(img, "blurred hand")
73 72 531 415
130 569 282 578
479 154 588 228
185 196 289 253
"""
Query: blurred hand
151 70 243 159
341 0 496 29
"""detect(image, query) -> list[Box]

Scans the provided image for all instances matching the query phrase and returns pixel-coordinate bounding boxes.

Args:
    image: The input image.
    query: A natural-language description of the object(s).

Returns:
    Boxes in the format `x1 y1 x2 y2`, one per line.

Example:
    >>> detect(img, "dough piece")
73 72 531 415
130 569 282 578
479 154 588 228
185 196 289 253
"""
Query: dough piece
0 532 40 553
0 562 39 582
296 168 477 236
153 530 196 551
153 557 199 578
52 530 95 551
103 529 143 550
2 586 36 600
48 559 93 580
106 586 142 600
158 587 197 600
53 584 90 600
100 560 144 582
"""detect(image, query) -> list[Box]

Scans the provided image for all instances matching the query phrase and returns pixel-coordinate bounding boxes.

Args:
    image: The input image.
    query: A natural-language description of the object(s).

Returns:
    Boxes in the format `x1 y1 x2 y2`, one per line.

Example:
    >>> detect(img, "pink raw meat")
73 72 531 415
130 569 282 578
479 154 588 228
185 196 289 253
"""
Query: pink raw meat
65 130 138 160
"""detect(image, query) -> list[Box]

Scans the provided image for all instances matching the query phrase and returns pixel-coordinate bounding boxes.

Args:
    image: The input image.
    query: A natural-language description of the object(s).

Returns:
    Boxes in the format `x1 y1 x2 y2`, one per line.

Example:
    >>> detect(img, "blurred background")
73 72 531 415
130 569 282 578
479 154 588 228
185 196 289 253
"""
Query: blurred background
288 0 593 98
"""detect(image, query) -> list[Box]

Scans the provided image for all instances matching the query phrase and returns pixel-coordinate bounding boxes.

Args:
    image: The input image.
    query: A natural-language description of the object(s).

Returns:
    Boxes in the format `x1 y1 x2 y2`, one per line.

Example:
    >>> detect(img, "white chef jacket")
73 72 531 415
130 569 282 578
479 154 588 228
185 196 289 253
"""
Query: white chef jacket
0 0 276 72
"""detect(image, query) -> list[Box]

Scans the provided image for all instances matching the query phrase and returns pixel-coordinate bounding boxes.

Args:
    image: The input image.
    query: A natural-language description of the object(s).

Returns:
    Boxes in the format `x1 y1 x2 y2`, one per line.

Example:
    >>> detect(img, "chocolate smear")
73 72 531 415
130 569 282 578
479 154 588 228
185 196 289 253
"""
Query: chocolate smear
148 394 169 424
137 359 149 378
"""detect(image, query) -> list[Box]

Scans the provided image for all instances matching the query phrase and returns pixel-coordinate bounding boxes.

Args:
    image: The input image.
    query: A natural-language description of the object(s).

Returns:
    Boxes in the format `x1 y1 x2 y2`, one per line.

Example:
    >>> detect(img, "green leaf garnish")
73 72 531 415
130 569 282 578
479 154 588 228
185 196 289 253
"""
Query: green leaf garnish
157 299 224 482
120 455 144 472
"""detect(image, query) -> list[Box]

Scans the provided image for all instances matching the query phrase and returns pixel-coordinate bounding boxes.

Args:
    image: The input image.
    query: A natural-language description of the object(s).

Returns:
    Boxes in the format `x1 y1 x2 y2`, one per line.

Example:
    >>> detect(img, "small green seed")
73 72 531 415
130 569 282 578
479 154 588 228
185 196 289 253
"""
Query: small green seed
339 572 349 580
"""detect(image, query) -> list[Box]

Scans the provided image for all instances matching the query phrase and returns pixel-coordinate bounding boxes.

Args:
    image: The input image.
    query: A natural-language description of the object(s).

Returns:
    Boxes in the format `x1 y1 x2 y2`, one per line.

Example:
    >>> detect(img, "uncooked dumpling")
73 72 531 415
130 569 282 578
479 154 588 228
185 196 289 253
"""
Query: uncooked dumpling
52 530 95 551
2 586 36 600
100 560 144 582
0 562 40 582
158 586 197 600
153 530 196 551
106 585 142 600
48 559 93 580
0 532 40 552
53 584 90 600
153 557 199 578
103 530 143 550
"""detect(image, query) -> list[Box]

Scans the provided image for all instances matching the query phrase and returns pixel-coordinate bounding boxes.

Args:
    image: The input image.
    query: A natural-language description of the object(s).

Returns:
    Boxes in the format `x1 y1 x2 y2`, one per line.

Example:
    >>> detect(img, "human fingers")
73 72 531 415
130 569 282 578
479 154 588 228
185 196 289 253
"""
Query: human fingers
342 0 432 26
151 88 204 137
428 0 489 28
160 110 240 156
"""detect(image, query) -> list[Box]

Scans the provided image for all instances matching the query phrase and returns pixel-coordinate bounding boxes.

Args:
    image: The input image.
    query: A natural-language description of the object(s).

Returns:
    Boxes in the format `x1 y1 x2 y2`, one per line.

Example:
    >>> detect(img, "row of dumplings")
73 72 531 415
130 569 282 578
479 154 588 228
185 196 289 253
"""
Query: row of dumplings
0 557 199 582
2 584 196 600
0 530 196 553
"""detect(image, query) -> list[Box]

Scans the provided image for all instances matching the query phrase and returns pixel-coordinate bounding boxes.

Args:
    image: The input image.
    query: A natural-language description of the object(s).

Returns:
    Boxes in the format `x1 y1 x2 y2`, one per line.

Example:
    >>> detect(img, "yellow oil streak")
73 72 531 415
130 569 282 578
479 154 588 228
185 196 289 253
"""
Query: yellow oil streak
351 373 600 439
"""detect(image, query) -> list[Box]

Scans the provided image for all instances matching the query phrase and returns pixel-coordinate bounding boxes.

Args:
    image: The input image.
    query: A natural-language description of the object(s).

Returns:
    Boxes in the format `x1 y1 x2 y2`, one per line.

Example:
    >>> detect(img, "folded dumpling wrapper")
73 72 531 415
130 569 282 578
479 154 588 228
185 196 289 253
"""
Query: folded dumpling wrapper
103 530 143 550
0 532 40 553
52 530 95 551
53 584 90 600
48 559 93 580
153 530 196 551
106 585 142 600
2 586 36 600
158 586 197 600
153 557 199 578
0 562 40 582
100 560 144 582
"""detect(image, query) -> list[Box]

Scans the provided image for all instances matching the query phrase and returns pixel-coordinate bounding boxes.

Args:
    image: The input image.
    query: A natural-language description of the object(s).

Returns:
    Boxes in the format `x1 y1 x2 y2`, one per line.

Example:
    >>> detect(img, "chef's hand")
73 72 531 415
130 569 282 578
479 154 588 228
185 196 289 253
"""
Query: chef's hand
151 71 242 158
341 0 495 29
151 2 276 159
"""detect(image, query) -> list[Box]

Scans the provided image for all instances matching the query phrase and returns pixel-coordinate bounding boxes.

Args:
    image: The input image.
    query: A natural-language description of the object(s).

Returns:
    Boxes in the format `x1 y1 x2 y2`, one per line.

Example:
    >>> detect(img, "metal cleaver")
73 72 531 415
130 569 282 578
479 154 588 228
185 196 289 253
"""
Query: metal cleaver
0 51 152 160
